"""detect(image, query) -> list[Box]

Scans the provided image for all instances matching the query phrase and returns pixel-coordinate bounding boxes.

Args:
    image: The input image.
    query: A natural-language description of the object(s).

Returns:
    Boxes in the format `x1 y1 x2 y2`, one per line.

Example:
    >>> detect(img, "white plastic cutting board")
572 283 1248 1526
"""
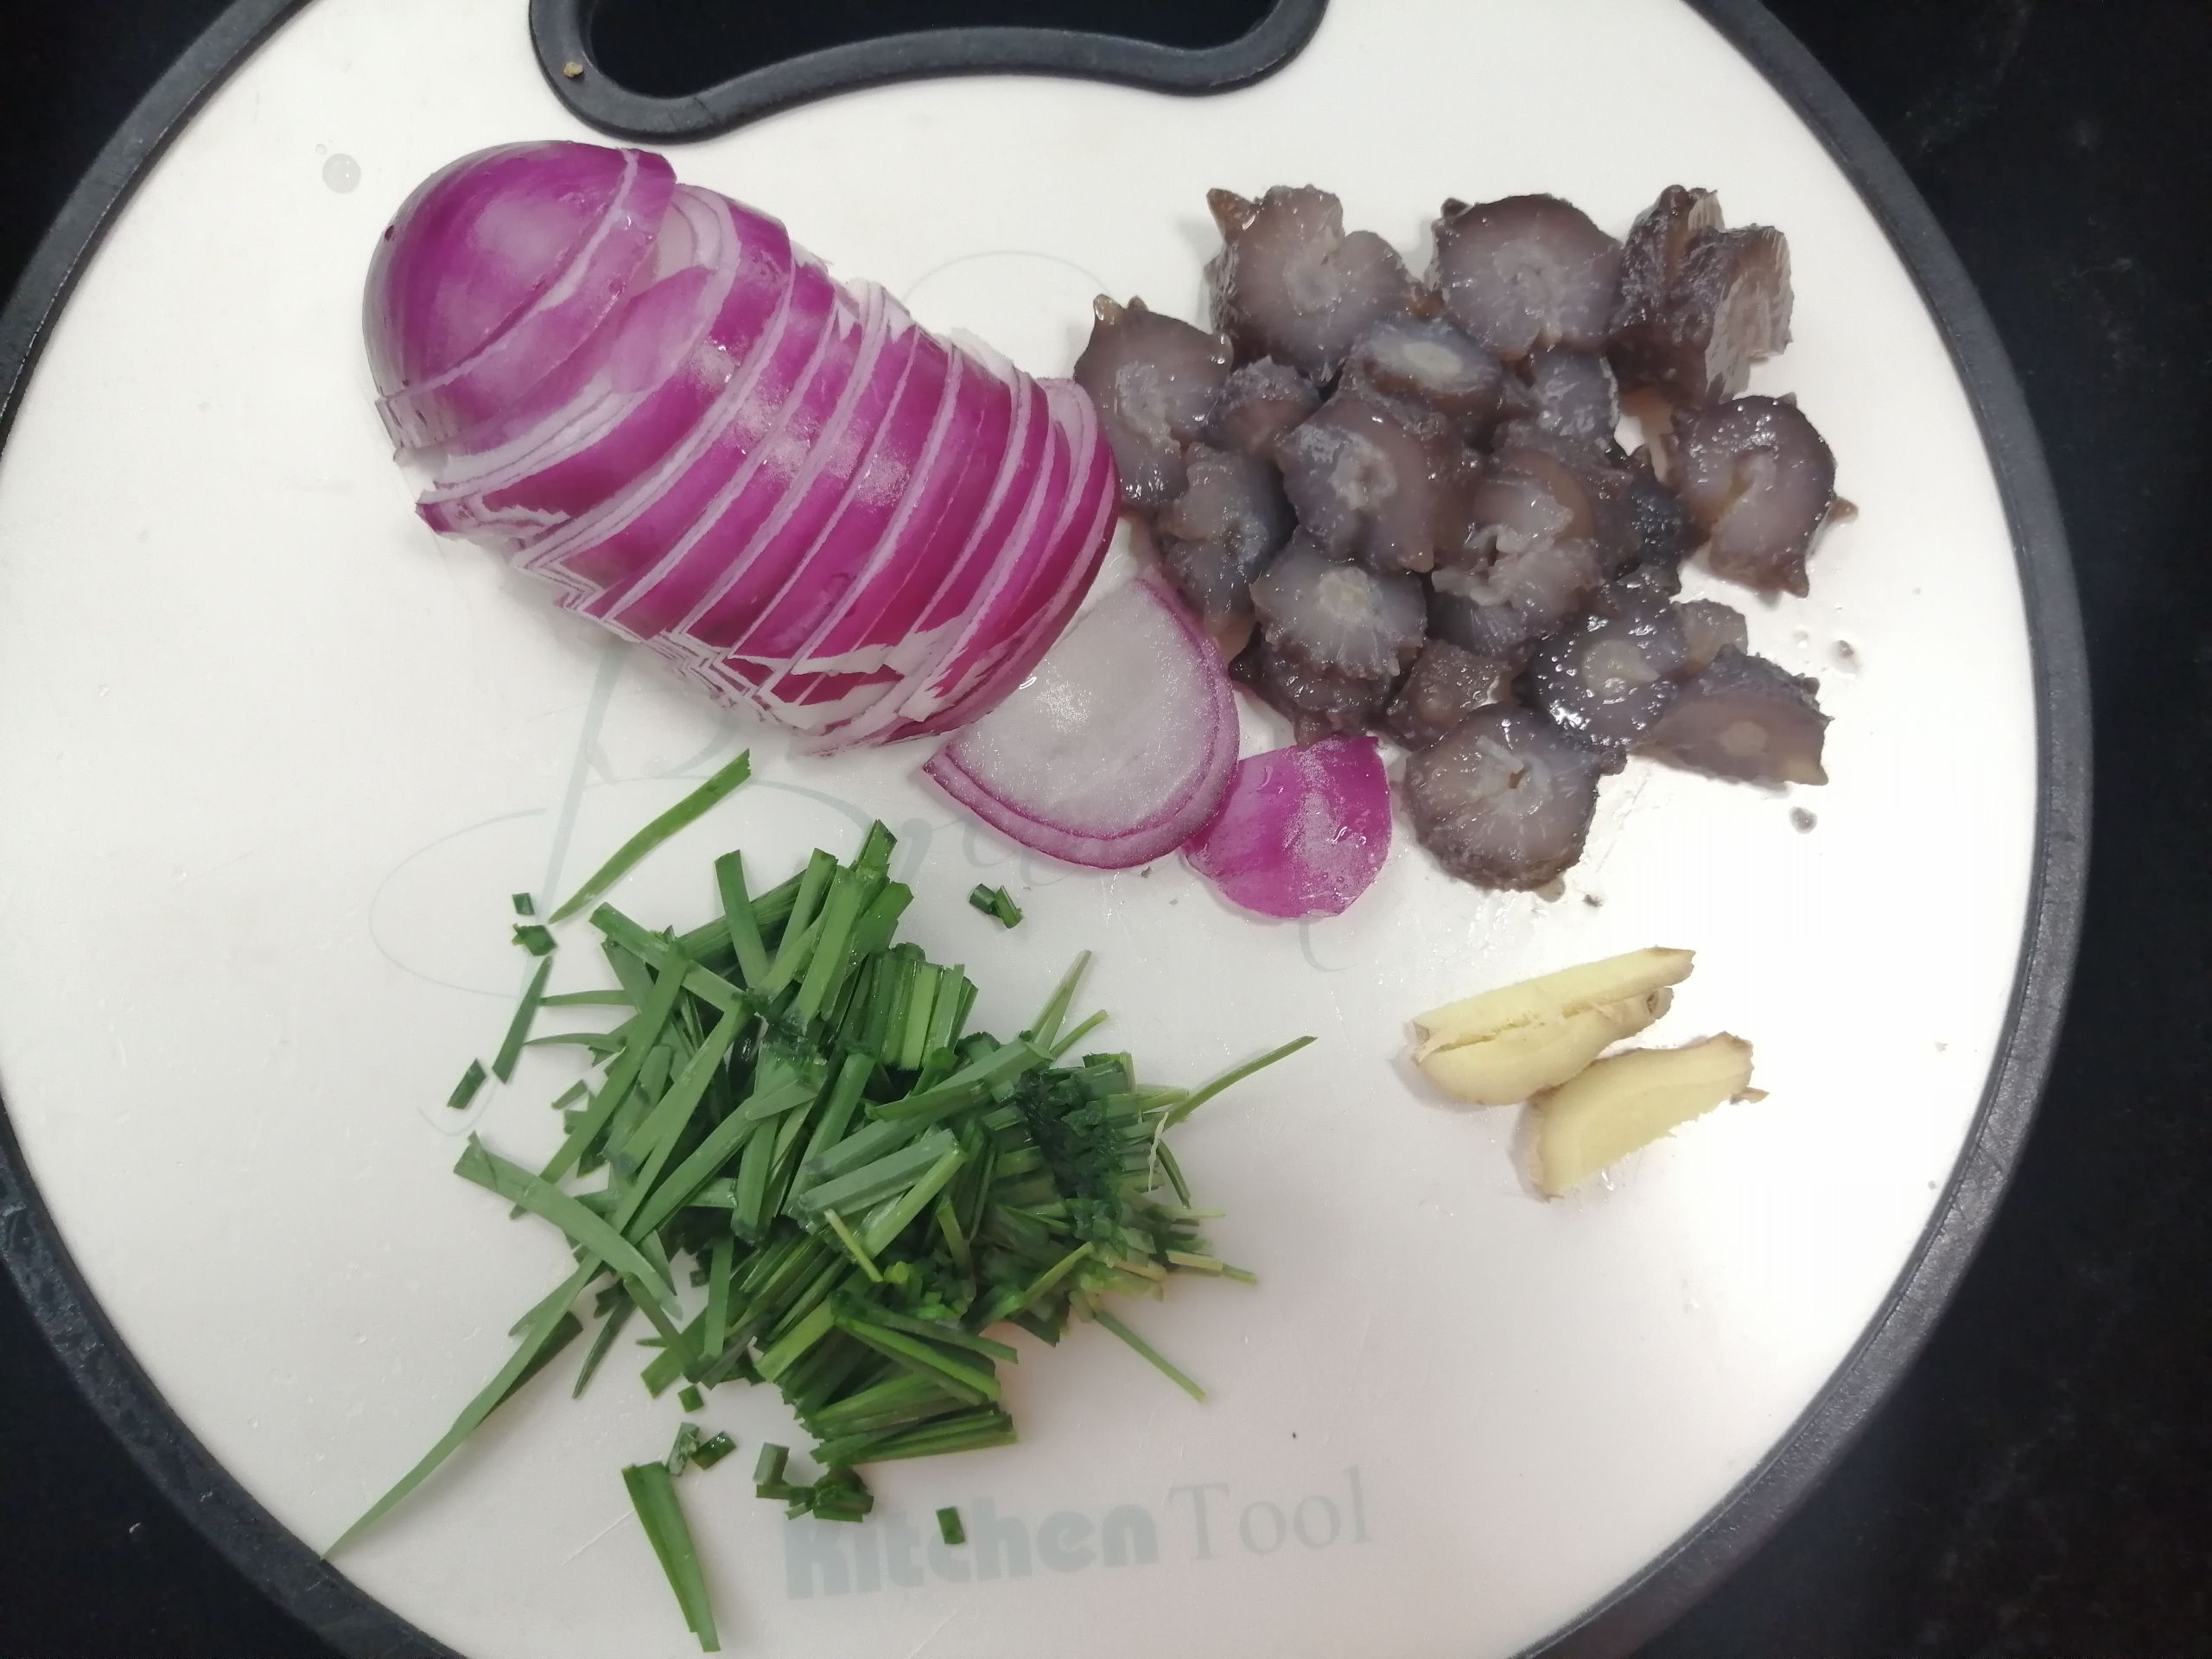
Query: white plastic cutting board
0 1 2037 1655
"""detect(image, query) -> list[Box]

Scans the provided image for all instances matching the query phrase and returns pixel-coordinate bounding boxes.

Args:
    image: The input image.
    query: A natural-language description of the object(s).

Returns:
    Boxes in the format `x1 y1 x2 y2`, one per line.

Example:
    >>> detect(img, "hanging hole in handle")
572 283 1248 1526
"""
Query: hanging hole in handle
592 0 1293 99
531 0 1330 143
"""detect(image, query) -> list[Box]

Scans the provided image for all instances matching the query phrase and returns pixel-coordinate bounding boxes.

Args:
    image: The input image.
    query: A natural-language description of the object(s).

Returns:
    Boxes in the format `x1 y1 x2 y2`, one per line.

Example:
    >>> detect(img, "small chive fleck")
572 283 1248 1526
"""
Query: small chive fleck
690 1432 736 1471
665 1422 705 1476
678 1385 704 1414
966 883 1023 928
753 1443 790 1497
513 923 556 957
446 1059 487 1111
936 1506 965 1546
512 893 536 917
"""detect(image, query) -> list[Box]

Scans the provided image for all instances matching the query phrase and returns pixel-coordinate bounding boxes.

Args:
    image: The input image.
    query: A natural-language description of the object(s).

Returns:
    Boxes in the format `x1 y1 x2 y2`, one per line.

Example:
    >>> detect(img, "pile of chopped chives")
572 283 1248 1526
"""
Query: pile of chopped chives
332 754 1310 1651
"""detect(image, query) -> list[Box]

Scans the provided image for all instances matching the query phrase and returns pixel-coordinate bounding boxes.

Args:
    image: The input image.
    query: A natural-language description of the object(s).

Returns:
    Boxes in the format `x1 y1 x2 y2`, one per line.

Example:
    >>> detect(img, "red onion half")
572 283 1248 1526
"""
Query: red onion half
363 143 1117 745
922 578 1236 868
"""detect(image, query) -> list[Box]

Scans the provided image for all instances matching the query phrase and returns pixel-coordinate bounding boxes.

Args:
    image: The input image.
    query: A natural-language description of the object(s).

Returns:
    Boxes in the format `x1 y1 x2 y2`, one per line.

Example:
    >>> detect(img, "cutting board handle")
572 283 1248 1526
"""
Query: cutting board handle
528 0 1328 142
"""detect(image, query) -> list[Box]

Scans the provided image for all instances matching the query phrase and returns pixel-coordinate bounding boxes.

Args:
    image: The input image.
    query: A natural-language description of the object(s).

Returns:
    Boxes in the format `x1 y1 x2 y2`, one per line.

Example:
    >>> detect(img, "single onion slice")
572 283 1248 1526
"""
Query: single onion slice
415 189 794 538
1183 736 1392 918
365 142 628 400
920 577 1236 869
378 148 677 449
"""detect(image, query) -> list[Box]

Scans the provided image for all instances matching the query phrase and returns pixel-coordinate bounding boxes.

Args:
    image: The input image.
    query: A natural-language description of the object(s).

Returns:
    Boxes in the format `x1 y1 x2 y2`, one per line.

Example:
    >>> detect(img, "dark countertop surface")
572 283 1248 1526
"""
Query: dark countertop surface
3 2 2207 1655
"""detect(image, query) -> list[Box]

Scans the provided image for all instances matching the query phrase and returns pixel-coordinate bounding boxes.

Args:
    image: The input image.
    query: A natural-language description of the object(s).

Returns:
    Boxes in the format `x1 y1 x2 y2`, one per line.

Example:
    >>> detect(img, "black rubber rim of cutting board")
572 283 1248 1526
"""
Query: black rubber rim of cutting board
0 3 2089 1656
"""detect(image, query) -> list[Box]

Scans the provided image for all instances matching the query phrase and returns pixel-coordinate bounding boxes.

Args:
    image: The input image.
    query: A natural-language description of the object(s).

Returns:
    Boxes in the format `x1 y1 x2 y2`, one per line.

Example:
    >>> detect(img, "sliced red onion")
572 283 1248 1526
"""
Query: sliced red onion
378 148 676 449
493 255 831 592
737 423 1115 741
1183 735 1392 918
922 577 1234 868
365 143 628 400
415 264 715 535
370 148 1119 751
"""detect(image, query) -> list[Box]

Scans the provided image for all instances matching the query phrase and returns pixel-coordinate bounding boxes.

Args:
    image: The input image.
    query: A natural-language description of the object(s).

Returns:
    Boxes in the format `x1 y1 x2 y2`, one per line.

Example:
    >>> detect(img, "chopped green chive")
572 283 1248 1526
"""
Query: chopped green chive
548 751 753 925
666 1421 706 1475
937 1506 965 1546
571 1296 634 1400
537 957 688 1188
1048 1007 1109 1060
446 1059 487 1112
1154 1141 1192 1206
454 1138 678 1313
1028 950 1090 1050
490 956 555 1083
524 1029 628 1055
541 988 634 1008
966 883 1023 927
1162 1035 1315 1128
678 1385 704 1414
622 1462 720 1651
703 1235 734 1360
327 1262 594 1554
753 1442 791 1497
823 1209 884 1283
513 923 556 956
713 850 772 988
1091 1308 1205 1402
690 1432 736 1471
512 892 537 916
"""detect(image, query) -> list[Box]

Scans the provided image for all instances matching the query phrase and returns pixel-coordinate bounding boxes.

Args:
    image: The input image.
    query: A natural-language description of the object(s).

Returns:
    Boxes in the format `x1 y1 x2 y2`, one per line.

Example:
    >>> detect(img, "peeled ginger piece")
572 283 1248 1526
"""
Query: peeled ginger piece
1412 947 1694 1104
1532 1034 1760 1198
1413 947 1693 1060
1419 988 1675 1105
